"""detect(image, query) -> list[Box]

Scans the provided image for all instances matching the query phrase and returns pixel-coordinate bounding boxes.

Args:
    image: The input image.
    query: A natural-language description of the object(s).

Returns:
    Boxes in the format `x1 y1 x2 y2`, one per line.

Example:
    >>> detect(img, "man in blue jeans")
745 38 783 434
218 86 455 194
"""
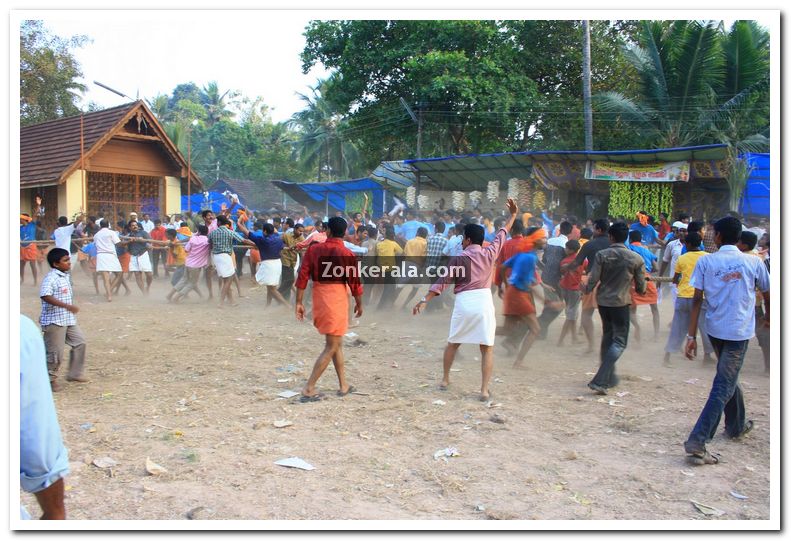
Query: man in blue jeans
683 216 770 465
584 221 647 394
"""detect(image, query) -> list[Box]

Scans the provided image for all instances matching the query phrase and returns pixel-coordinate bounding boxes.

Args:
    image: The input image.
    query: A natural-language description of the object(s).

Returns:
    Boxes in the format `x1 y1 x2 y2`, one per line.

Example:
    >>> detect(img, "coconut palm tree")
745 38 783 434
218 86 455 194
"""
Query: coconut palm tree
289 78 361 181
595 20 770 210
201 81 236 126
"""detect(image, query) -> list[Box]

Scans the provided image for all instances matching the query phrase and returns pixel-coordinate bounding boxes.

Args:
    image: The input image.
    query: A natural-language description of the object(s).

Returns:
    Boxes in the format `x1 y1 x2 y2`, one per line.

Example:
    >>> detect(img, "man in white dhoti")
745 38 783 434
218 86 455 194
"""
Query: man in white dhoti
413 198 519 401
92 220 122 302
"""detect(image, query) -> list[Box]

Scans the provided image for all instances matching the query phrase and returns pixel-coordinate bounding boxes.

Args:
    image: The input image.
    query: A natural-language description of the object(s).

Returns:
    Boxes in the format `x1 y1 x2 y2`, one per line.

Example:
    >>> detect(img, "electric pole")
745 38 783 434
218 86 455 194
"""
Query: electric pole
400 97 423 199
582 20 593 151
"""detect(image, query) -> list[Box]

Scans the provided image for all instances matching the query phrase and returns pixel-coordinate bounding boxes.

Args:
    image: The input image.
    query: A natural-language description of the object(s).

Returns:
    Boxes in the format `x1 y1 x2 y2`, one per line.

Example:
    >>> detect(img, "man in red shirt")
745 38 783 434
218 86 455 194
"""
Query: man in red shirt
149 219 169 278
295 217 363 402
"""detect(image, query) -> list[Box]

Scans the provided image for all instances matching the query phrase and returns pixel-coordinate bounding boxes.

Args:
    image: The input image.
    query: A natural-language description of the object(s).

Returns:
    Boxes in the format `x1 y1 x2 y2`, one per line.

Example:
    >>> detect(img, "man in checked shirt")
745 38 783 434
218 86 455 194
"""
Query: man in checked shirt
39 248 88 392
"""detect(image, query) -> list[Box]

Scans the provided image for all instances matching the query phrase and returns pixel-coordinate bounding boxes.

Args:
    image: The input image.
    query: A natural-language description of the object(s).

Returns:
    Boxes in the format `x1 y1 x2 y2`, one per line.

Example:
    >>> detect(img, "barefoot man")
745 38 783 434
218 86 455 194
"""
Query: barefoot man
92 220 122 302
413 198 519 402
295 217 363 402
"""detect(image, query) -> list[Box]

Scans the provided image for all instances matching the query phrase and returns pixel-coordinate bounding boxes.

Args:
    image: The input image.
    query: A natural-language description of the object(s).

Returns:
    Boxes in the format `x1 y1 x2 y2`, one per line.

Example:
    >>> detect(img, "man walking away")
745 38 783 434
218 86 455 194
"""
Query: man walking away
585 222 646 395
683 217 769 465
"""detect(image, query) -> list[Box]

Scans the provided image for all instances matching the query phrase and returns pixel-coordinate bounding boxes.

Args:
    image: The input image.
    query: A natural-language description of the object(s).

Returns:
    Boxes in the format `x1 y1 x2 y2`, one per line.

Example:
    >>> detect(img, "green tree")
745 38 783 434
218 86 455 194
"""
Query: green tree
289 77 363 180
594 20 769 149
595 20 770 208
20 20 89 125
201 81 237 126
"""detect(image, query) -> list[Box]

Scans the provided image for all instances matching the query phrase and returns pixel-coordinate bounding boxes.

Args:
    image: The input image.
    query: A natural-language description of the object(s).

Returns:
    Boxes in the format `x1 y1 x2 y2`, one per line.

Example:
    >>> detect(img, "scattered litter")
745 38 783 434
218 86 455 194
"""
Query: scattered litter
745 465 756 472
274 457 315 471
685 378 699 385
615 391 630 398
276 364 301 374
585 372 596 376
450 368 461 372
276 378 291 383
79 423 94 431
358 432 372 440
474 504 486 512
391 361 399 368
419 384 429 388
433 447 461 461
575 396 585 401
273 420 293 428
101 393 113 399
486 402 502 409
489 413 506 424
432 400 446 406
563 450 578 460
730 490 748 500
680 470 695 477
638 376 653 382
343 332 366 346
92 456 117 469
278 390 299 399
145 457 167 476
494 378 503 383
651 407 666 412
570 493 592 505
235 337 250 341
463 426 473 430
186 506 213 520
690 500 725 517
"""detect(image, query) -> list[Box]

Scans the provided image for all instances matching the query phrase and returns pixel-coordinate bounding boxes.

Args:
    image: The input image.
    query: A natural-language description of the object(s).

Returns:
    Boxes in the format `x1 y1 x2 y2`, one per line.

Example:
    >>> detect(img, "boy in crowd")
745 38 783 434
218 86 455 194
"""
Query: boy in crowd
39 248 88 391
557 239 585 346
627 230 660 343
663 232 714 366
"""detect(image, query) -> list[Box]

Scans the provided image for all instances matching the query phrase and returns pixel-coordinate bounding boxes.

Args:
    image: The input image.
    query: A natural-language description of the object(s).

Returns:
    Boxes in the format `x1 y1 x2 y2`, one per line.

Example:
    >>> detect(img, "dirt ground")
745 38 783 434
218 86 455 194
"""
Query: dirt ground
19 266 773 522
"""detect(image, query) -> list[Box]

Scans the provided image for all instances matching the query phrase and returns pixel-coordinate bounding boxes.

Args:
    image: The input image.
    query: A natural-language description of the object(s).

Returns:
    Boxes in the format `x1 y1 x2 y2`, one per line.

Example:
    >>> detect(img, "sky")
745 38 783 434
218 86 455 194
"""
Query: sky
37 11 331 123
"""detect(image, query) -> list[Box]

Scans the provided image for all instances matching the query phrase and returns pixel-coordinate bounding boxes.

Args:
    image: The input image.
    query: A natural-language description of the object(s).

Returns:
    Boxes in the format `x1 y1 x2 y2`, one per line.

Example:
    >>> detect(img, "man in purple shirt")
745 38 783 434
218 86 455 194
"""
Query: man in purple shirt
413 198 518 401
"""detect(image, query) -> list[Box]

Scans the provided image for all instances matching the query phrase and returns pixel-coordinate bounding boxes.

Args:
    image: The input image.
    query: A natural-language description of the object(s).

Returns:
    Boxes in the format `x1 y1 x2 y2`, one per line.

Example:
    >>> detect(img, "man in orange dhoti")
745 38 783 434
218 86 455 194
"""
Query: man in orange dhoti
20 214 39 285
295 217 363 402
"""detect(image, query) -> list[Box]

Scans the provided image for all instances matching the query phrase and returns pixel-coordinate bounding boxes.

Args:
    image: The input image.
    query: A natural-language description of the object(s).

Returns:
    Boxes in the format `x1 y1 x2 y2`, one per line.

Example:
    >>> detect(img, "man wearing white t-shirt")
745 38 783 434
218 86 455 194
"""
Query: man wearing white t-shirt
51 214 84 252
659 222 687 305
92 219 122 302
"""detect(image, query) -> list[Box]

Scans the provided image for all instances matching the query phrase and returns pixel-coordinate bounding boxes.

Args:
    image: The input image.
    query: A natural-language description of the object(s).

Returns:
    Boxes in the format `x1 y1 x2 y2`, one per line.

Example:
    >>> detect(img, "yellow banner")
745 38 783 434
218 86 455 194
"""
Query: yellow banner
585 160 690 182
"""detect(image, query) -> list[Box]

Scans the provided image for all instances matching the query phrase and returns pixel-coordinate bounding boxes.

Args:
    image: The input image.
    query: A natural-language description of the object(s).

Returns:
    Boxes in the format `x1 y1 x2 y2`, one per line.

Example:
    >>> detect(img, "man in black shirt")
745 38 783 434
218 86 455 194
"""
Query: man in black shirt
561 219 611 353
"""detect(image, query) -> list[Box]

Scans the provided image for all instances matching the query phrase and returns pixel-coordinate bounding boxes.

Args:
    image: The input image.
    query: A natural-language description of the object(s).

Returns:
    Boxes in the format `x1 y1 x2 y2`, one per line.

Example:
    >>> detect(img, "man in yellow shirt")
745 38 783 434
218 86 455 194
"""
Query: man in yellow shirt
376 227 404 310
663 232 713 365
400 227 428 308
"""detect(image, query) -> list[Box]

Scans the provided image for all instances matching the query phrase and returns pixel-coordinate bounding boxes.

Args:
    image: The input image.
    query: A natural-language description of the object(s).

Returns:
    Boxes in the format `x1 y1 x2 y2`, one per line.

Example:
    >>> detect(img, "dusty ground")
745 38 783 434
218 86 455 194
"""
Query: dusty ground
19 267 772 522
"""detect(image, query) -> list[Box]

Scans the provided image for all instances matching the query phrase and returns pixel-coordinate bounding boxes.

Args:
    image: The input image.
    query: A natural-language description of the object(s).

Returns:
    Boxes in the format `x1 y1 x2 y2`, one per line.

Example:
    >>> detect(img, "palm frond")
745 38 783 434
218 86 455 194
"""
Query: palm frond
673 21 724 119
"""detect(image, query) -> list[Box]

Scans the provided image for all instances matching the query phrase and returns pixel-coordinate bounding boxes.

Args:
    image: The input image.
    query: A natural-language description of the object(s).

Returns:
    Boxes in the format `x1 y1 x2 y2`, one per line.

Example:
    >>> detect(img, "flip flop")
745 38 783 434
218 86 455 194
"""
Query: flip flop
438 384 448 391
479 392 492 402
337 385 356 397
299 393 325 403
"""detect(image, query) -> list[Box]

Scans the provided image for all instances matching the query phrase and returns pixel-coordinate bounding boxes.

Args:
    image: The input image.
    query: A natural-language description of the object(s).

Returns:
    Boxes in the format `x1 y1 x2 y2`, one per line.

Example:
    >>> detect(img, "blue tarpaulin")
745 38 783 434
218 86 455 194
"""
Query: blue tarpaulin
740 153 769 218
271 178 398 218
181 191 241 214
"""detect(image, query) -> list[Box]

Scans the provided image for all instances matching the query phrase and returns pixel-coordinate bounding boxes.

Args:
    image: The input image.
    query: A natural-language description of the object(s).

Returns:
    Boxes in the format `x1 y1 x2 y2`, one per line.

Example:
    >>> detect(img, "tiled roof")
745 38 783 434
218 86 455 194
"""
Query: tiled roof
20 102 138 186
20 101 204 190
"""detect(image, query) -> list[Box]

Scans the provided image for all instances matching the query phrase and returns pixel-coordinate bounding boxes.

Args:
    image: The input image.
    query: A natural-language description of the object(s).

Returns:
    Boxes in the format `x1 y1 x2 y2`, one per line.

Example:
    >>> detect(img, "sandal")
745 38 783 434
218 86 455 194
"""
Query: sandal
298 393 325 403
687 449 721 465
731 420 754 440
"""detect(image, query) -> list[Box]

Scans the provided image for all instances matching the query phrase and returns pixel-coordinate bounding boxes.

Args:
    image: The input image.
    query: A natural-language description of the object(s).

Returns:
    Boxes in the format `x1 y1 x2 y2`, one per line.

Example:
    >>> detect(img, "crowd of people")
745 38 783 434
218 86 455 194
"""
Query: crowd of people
19 192 772 518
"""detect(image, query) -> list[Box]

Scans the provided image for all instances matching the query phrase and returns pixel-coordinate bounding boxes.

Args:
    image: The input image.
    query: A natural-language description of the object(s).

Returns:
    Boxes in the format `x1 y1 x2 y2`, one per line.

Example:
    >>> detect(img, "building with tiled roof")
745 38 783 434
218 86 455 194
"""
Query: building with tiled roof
19 100 202 230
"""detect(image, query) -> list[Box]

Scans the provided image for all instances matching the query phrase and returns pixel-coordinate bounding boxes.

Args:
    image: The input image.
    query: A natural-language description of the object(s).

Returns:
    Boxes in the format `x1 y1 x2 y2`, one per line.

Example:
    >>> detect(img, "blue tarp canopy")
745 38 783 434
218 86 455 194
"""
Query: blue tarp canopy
181 191 241 214
271 178 398 218
740 153 769 217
